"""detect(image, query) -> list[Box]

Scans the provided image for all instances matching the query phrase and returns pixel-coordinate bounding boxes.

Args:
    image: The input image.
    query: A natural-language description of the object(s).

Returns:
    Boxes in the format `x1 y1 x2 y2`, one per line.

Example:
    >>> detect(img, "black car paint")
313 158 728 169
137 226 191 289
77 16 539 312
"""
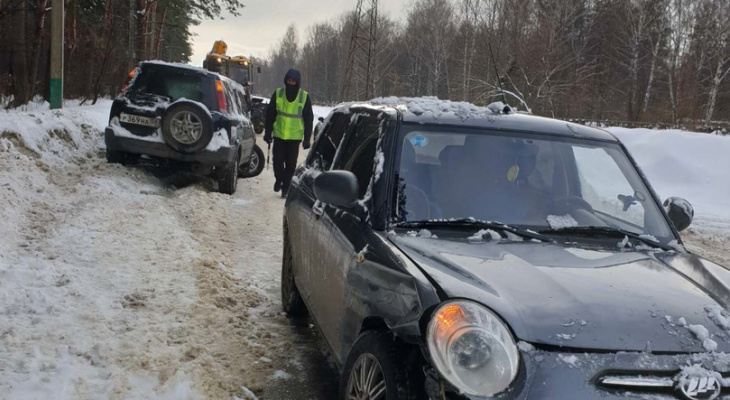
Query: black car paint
284 103 728 399
287 107 440 367
391 234 730 353
106 62 257 169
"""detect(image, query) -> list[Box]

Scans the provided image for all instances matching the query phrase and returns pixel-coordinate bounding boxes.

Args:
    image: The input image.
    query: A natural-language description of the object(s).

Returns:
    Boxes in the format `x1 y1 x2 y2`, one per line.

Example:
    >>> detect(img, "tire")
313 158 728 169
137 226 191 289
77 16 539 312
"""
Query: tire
161 102 213 153
281 225 306 317
339 331 424 400
252 116 264 134
106 148 126 164
218 152 239 195
239 144 265 178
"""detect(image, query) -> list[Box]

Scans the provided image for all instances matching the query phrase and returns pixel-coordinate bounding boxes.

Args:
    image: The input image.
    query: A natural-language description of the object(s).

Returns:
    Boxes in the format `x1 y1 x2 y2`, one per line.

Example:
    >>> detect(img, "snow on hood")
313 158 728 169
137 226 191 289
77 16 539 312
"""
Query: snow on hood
390 235 730 353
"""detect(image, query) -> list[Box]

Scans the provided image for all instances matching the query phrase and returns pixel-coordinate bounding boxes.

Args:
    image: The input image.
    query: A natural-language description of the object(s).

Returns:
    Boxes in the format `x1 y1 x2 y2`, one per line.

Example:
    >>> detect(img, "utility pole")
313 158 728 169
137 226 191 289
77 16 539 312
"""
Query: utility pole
50 0 64 109
340 0 378 101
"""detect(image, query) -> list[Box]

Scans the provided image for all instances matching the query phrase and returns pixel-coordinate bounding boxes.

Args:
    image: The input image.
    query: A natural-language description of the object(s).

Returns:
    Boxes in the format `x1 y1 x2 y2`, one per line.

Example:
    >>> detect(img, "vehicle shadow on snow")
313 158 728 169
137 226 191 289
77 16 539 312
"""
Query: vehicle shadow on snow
262 316 340 400
136 163 218 193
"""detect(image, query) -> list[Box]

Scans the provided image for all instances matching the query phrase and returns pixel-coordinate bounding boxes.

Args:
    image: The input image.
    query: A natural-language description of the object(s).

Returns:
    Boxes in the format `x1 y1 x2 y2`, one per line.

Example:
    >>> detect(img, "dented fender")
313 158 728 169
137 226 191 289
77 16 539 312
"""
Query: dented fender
338 230 441 364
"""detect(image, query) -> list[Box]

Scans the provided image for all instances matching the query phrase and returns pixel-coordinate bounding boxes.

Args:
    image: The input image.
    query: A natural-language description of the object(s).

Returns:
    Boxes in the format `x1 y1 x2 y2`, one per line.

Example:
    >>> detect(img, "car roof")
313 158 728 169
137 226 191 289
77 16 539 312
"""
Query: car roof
335 97 618 142
139 60 231 81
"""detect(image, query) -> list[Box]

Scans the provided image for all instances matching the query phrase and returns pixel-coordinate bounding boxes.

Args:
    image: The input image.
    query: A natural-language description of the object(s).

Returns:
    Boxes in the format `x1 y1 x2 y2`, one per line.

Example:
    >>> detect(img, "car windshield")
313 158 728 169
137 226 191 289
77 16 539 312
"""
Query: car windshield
228 64 250 86
395 126 676 243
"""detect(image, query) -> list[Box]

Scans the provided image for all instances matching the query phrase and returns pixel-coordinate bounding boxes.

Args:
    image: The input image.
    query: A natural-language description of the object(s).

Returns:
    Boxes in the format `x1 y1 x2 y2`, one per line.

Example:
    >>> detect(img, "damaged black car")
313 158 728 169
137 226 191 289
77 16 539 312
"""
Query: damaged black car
281 98 730 400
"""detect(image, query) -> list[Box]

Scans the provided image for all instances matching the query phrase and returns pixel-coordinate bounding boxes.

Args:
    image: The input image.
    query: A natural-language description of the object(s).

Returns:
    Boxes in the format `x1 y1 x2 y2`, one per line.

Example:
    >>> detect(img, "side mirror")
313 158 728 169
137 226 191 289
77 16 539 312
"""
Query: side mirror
314 171 359 209
318 117 324 122
663 197 694 232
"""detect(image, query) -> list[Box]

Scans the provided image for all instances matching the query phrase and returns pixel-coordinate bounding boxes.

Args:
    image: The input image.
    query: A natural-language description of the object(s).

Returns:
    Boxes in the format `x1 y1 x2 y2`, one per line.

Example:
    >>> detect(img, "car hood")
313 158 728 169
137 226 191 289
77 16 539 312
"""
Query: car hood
390 235 730 353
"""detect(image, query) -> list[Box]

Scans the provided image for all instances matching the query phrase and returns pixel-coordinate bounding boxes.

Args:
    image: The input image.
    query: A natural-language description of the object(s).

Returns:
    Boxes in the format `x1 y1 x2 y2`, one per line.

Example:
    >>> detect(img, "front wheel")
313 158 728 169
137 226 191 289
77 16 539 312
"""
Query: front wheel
339 331 424 400
239 144 265 178
281 225 306 317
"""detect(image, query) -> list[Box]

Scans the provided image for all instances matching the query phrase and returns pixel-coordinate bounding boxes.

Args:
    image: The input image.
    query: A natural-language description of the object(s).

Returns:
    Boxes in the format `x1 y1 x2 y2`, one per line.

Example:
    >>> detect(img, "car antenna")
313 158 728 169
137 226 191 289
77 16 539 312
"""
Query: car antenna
488 43 509 110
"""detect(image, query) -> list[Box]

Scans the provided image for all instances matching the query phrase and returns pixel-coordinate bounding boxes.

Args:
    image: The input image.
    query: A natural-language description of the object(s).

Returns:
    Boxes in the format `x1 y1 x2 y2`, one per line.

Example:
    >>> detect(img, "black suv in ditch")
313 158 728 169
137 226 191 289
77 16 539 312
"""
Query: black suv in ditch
105 61 264 194
282 98 728 400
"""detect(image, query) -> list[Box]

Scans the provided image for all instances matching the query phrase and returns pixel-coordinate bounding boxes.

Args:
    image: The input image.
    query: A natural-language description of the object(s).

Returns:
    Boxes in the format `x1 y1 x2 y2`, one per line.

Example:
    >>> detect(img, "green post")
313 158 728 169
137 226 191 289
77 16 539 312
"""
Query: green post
49 78 62 109
50 0 64 109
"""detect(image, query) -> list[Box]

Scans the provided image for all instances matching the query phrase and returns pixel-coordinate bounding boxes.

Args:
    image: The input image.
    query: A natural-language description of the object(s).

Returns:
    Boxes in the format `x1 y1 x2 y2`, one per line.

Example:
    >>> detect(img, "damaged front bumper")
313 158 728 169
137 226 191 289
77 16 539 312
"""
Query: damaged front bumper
425 347 730 400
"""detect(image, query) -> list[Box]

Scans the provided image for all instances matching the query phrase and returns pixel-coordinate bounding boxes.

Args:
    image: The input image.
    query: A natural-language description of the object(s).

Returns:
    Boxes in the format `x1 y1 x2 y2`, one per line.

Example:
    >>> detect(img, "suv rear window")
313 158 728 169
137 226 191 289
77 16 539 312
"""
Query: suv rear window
129 64 216 109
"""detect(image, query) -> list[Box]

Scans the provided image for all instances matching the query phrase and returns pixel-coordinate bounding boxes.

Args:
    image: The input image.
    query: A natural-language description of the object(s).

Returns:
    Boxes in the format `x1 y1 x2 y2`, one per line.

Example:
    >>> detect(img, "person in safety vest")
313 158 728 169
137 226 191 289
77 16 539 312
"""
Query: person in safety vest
263 68 314 198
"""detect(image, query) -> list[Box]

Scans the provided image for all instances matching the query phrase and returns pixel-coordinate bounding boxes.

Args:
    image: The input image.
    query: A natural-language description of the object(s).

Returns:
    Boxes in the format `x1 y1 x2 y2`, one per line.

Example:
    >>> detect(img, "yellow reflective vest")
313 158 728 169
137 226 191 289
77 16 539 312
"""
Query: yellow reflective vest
273 87 308 140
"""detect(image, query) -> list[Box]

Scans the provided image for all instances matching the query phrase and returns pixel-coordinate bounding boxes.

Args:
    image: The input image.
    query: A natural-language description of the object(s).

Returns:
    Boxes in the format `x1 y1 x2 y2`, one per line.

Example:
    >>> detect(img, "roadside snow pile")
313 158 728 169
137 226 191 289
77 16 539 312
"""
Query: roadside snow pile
0 101 310 400
608 128 730 220
0 101 110 166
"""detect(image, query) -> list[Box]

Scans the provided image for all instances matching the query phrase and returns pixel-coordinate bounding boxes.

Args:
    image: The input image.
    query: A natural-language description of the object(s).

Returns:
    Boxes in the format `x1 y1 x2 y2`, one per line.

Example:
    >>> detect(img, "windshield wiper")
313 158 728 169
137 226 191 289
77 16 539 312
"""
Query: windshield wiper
538 226 672 251
393 219 554 243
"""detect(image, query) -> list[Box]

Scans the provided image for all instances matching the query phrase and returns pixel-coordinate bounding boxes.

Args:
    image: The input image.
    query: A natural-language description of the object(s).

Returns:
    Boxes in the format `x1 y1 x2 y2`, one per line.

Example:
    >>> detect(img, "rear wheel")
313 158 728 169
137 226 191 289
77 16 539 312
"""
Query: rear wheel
239 144 265 178
281 225 306 317
339 331 424 400
218 153 239 195
106 148 125 164
106 148 138 165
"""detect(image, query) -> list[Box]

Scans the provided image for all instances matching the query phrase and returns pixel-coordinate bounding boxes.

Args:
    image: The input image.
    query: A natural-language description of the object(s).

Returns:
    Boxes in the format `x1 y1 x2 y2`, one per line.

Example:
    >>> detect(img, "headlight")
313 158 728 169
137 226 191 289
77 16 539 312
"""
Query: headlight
427 300 519 396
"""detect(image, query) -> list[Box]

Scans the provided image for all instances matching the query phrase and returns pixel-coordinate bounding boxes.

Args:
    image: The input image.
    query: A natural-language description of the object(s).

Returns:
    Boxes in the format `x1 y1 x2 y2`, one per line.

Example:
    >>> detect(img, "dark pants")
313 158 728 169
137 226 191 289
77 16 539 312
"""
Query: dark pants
272 137 300 191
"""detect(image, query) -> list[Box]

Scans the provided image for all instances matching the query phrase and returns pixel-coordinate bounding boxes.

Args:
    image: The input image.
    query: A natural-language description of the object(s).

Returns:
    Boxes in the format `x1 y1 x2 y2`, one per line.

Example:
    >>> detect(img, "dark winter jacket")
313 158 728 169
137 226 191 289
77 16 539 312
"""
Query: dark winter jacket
264 69 314 145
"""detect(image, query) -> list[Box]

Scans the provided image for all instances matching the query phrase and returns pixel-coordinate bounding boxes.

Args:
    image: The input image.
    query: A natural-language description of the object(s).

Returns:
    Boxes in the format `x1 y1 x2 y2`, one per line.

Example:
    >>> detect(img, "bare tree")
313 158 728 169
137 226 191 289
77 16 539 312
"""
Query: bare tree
695 0 730 124
403 0 457 97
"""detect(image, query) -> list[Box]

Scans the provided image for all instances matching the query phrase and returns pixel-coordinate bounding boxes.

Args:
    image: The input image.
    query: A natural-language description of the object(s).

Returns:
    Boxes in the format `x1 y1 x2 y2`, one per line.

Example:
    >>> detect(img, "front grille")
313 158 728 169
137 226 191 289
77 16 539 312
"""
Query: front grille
596 371 730 399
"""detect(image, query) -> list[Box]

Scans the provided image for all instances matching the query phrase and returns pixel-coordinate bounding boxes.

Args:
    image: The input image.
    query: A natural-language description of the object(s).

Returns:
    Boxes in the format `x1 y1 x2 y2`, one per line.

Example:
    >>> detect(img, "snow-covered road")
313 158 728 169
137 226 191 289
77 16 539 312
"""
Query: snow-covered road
1 101 337 400
1 101 729 400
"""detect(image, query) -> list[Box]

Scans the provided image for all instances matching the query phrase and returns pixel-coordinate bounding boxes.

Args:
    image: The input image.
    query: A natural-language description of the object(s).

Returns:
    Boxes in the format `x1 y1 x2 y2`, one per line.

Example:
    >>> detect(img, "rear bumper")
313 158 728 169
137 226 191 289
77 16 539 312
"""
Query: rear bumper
105 127 236 168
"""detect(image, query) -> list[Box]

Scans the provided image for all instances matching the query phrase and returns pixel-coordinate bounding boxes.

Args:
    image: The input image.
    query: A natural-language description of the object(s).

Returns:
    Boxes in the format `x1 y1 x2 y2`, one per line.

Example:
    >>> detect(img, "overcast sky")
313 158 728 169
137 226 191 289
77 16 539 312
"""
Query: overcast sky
189 0 413 66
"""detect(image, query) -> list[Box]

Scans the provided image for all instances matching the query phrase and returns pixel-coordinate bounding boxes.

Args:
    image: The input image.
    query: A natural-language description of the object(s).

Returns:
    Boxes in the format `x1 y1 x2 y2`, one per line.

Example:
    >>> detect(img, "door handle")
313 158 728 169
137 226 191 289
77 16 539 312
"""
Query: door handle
312 200 324 218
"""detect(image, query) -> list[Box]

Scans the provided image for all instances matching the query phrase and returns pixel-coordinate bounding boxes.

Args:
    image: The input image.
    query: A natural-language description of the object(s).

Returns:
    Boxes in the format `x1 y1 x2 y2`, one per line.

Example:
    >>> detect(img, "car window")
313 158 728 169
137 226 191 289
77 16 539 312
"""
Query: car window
307 113 348 170
130 65 207 104
223 81 238 114
573 146 645 227
339 116 382 199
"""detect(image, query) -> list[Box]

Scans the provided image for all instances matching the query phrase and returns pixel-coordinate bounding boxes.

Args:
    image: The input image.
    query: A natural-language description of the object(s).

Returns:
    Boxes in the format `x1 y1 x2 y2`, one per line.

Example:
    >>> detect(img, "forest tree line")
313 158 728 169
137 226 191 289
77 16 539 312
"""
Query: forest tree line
0 0 243 108
1 0 728 128
255 0 729 128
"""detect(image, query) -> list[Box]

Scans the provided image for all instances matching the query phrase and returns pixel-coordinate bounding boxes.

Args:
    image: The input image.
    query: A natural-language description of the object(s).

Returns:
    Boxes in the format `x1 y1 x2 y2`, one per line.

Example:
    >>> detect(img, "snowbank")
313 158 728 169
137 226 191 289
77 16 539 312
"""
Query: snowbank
608 128 730 220
0 101 309 400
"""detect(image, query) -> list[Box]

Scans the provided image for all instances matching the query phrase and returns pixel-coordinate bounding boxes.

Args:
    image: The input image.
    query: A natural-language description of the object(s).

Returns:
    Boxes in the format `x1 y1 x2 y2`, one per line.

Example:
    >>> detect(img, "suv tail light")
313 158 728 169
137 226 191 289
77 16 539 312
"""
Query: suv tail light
120 68 137 93
216 80 227 112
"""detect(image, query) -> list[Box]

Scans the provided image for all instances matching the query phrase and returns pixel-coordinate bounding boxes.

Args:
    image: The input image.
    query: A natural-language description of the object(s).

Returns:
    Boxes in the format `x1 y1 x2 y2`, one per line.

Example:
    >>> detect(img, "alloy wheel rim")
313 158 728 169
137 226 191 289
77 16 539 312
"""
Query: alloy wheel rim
248 151 259 173
170 111 203 144
346 353 386 400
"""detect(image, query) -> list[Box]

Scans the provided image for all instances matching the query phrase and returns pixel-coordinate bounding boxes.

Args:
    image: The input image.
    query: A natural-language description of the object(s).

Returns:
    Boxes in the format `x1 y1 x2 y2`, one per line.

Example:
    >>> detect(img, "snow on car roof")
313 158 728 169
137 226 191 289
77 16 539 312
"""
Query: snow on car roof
141 60 212 74
340 96 618 142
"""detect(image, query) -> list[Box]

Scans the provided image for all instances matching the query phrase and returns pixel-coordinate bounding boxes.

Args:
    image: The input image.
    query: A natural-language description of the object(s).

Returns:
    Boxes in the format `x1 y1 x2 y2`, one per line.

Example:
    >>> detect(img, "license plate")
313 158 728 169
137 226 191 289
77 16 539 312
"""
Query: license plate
120 113 159 128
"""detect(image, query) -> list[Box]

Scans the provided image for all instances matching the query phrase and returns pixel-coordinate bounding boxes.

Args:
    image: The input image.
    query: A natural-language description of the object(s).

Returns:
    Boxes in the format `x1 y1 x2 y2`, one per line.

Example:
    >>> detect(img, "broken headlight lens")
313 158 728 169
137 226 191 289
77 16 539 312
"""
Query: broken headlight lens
427 300 519 396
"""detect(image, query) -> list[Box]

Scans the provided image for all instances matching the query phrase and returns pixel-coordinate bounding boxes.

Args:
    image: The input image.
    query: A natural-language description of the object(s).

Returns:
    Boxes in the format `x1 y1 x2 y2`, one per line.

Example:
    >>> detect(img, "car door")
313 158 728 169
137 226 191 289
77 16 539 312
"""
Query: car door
306 112 385 362
228 83 255 159
287 112 350 304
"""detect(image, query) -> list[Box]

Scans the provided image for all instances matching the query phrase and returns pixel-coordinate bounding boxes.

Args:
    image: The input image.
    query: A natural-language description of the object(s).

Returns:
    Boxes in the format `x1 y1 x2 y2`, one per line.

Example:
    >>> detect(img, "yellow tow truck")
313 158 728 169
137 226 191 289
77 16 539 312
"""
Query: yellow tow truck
203 40 265 133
